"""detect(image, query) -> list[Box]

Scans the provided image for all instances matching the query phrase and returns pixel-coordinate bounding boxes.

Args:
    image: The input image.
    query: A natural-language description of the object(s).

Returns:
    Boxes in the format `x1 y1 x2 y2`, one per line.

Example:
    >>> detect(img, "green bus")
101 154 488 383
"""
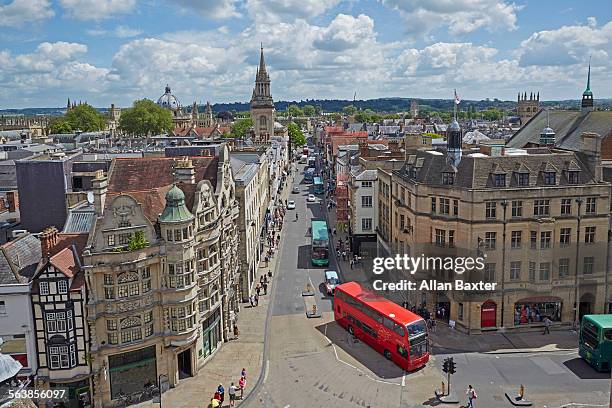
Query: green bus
579 314 612 371
311 220 329 266
313 177 324 194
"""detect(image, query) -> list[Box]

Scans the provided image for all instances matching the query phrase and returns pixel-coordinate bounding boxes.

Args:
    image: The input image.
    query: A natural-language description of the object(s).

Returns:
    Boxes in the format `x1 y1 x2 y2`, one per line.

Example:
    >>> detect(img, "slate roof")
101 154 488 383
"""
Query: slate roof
507 110 612 151
0 234 42 283
397 148 600 189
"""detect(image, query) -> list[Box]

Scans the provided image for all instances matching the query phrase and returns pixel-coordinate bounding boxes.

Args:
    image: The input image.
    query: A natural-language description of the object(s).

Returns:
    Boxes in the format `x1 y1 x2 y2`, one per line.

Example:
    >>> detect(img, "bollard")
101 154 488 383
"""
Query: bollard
519 384 524 400
441 381 445 396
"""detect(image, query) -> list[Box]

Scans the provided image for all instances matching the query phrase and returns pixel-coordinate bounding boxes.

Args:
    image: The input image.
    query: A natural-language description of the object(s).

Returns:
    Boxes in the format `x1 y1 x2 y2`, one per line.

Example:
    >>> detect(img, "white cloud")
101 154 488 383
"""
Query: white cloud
86 25 142 38
59 0 136 20
0 0 54 27
246 0 341 22
518 19 612 67
379 0 520 39
0 42 109 104
167 0 240 19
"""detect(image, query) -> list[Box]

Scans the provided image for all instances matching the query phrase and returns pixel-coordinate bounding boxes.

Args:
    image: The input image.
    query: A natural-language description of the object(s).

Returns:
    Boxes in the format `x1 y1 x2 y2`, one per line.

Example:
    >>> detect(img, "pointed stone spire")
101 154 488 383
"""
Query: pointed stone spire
67 98 71 110
582 57 594 113
537 92 539 101
259 43 267 75
517 92 520 102
585 58 591 93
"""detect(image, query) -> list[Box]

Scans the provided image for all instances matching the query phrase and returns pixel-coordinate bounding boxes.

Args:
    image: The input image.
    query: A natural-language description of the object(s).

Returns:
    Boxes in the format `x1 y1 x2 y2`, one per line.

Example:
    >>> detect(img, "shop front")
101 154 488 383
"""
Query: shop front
514 296 562 326
49 378 91 408
201 308 222 358
108 346 157 400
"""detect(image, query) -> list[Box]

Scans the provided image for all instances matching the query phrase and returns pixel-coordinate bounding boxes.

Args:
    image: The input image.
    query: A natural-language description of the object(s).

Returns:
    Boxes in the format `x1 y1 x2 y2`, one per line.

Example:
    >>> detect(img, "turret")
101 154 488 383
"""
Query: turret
446 118 462 167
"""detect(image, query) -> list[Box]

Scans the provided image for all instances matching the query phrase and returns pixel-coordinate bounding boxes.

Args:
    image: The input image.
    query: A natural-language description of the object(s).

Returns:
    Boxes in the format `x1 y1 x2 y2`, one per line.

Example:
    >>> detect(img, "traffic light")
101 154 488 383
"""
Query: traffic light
449 358 456 375
442 358 449 373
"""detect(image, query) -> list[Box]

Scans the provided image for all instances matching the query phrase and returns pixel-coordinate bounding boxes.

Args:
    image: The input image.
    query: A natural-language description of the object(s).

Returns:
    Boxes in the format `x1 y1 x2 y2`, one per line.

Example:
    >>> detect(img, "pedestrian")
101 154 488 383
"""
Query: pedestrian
342 250 347 261
267 270 272 279
432 318 437 333
466 385 477 408
249 294 254 307
238 375 246 399
241 367 247 379
233 324 240 340
260 275 264 284
543 316 551 335
350 259 354 269
217 383 225 406
333 228 337 235
254 294 259 306
263 282 268 295
263 275 268 284
229 382 237 407
256 284 261 296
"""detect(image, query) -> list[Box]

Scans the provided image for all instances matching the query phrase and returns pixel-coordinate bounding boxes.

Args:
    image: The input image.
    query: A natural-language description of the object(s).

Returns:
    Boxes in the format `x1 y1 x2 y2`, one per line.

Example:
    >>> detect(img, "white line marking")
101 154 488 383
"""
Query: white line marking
263 360 269 384
401 371 406 387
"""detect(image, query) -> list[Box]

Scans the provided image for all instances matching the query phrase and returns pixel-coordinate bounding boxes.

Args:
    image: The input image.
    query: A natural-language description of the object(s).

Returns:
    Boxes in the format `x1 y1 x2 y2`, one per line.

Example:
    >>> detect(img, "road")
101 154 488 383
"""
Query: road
244 160 611 408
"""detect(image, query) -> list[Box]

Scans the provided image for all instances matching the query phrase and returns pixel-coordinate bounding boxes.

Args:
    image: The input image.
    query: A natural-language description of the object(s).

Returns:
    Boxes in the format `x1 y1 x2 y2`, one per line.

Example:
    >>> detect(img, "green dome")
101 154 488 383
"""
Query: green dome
159 185 193 223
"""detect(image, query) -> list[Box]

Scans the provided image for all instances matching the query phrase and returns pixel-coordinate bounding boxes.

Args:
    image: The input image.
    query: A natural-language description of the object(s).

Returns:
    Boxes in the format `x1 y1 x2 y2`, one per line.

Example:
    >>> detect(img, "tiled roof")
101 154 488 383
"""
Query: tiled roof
50 247 77 278
507 110 612 151
0 234 42 283
54 233 88 257
108 157 219 193
107 186 172 222
396 148 601 189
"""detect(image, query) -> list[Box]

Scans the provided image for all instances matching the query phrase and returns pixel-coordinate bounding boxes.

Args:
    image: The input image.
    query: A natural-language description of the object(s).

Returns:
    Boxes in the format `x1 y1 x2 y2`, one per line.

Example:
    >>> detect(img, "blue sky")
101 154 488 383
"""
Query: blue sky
0 0 610 108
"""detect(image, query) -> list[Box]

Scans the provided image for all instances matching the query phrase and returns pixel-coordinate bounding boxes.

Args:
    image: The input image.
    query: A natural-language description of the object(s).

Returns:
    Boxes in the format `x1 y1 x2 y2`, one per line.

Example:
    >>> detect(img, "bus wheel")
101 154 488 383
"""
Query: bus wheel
384 349 392 360
348 325 354 335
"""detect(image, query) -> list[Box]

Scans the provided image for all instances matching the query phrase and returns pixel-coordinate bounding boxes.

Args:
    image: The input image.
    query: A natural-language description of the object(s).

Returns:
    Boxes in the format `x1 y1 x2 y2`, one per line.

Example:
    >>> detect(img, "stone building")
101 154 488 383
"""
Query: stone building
83 148 240 406
250 46 275 143
230 150 270 301
384 122 611 333
157 85 192 129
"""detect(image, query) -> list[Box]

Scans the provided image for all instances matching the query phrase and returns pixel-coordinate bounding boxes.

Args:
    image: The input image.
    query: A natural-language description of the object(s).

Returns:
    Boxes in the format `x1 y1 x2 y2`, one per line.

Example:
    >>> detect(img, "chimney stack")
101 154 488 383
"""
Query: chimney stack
92 170 108 215
175 157 196 184
40 226 59 257
580 132 602 182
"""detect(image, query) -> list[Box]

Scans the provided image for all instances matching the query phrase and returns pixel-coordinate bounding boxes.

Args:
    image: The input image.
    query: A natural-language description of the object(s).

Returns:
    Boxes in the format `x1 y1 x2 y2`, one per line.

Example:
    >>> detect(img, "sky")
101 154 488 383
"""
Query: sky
0 0 611 108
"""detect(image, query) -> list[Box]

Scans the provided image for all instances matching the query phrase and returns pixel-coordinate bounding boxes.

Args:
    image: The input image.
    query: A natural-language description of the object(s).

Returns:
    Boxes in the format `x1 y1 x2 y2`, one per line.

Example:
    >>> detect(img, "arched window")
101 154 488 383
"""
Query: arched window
117 272 140 298
120 317 142 343
260 115 267 127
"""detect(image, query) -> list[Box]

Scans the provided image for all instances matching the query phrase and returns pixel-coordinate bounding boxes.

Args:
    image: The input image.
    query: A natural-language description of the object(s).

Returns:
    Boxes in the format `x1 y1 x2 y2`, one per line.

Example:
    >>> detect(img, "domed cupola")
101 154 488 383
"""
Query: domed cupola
446 118 462 167
159 185 193 223
539 109 555 145
157 85 182 111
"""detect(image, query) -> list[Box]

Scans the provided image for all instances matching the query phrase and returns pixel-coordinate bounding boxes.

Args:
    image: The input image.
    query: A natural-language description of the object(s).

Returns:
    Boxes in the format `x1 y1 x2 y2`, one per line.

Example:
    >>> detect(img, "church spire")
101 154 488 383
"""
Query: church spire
581 57 594 113
259 43 267 75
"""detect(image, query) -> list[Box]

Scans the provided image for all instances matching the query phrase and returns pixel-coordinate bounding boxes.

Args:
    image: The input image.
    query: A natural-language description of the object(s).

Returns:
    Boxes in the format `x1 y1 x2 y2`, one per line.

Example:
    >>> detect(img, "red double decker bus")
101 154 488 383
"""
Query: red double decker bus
334 282 429 371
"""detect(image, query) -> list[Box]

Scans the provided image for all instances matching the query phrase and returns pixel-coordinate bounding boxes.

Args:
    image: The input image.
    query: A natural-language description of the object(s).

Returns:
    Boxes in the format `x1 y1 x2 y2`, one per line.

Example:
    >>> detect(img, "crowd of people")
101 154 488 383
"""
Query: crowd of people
211 368 248 407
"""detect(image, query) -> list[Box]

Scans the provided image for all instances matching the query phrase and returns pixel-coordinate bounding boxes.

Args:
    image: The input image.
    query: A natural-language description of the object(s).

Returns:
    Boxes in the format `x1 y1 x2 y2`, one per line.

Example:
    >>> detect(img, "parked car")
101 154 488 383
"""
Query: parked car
324 270 340 294
287 200 296 209
307 194 316 202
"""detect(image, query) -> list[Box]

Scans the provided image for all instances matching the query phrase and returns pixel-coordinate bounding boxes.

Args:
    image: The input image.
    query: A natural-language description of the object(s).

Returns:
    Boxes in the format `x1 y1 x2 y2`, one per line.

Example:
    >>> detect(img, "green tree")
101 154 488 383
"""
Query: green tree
119 99 173 137
48 104 105 134
230 118 253 139
286 104 304 117
287 122 306 147
302 105 316 117
49 117 73 134
343 105 357 115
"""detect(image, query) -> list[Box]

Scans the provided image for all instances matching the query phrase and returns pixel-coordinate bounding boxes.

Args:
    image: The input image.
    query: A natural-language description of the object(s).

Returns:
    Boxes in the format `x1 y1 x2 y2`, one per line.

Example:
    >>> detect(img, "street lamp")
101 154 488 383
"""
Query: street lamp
500 200 508 328
157 374 168 408
573 197 583 330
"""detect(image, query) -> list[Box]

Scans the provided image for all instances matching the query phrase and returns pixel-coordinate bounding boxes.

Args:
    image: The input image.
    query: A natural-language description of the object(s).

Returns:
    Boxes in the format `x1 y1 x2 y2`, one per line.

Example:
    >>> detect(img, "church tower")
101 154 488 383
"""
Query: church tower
581 60 594 114
517 91 539 126
204 101 214 127
250 45 275 142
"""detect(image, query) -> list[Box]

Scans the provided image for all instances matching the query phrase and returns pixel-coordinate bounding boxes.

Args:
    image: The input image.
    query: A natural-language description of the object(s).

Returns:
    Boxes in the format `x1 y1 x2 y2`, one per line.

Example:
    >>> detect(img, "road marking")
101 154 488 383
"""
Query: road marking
263 360 269 384
401 371 406 387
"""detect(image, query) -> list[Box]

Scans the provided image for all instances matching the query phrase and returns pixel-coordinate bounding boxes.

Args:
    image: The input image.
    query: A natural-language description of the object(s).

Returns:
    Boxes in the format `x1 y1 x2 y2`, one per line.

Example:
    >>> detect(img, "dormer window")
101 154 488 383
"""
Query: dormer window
442 172 454 185
493 174 506 187
543 171 556 185
517 172 529 186
567 170 579 184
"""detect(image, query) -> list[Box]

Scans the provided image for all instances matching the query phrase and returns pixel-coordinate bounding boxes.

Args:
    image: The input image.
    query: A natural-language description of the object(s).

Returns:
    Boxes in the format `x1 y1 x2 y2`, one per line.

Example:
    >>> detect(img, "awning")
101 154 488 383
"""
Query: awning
0 353 23 382
516 296 562 304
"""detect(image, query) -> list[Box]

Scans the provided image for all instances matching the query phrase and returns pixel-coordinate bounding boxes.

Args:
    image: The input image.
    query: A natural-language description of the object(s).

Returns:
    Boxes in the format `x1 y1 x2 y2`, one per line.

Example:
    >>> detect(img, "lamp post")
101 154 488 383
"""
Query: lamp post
500 200 508 328
573 197 583 329
157 374 168 408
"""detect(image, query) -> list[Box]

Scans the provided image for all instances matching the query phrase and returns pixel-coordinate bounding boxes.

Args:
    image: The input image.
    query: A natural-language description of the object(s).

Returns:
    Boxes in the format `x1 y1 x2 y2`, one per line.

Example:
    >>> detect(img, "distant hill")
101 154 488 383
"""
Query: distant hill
2 98 611 116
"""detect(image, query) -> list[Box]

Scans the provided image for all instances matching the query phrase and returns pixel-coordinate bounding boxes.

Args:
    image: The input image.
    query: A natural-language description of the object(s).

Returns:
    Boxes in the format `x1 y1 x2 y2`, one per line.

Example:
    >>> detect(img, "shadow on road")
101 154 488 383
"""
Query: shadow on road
563 358 610 380
314 320 406 380
297 244 315 270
